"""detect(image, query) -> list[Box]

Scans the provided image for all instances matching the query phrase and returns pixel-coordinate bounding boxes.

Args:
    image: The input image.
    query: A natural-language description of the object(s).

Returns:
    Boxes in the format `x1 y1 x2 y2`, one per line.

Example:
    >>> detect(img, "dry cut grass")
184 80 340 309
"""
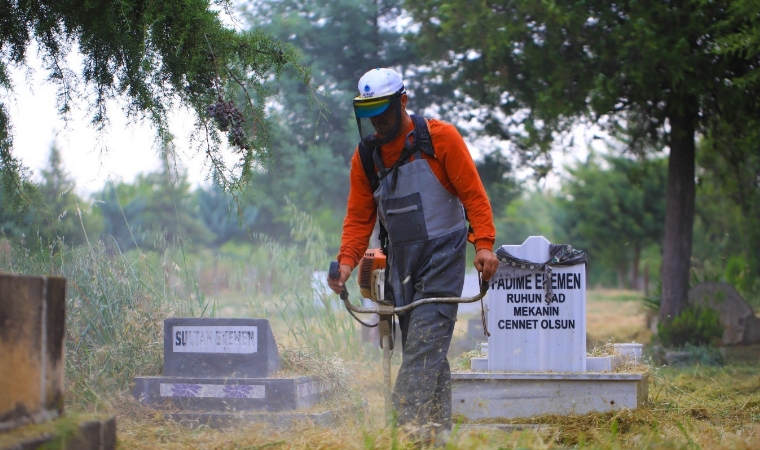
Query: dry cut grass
586 289 653 347
58 275 760 450
105 355 760 449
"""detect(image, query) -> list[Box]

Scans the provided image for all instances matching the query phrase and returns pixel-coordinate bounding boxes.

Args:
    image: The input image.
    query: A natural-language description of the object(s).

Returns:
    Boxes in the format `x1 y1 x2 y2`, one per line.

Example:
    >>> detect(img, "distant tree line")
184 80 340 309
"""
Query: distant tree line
1 0 759 316
3 134 757 308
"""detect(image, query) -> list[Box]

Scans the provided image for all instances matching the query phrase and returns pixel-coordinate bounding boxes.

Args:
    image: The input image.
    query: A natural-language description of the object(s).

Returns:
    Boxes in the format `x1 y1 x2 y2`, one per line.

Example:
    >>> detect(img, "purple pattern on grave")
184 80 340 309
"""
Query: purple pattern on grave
222 384 254 398
171 383 202 397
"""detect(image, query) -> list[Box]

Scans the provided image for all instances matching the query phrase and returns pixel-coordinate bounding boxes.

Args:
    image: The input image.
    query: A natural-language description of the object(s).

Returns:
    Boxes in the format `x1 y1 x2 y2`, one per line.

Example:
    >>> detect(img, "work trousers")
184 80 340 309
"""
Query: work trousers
393 302 456 429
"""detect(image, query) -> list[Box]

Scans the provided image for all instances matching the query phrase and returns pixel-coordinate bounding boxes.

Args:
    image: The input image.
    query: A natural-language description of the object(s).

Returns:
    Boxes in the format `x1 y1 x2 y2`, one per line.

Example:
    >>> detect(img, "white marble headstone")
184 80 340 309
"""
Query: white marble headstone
487 236 586 372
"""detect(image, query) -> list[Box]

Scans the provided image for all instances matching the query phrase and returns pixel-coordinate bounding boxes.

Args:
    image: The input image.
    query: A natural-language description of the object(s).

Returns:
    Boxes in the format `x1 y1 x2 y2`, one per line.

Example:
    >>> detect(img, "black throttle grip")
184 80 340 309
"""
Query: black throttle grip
329 261 340 280
329 261 349 300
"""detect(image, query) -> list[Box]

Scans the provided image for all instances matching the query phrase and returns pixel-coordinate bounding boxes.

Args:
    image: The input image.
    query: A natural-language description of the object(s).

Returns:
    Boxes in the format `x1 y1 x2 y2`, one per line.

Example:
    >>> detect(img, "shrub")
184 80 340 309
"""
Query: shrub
657 305 723 348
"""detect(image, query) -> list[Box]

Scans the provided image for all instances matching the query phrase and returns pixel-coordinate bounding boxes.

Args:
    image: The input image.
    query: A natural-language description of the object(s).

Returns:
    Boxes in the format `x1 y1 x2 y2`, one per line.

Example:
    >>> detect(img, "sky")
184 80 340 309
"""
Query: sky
7 55 211 197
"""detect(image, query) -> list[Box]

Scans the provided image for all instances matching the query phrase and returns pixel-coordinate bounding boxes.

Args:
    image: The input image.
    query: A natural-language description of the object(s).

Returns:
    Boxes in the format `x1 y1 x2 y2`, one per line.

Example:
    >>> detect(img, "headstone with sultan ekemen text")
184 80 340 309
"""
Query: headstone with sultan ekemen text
163 318 280 378
133 317 335 427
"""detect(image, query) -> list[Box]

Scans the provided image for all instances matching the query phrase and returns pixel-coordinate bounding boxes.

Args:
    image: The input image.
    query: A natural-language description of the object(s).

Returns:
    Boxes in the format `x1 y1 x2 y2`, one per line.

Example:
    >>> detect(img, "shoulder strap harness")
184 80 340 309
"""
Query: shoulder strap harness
357 115 433 256
358 114 476 248
358 114 434 193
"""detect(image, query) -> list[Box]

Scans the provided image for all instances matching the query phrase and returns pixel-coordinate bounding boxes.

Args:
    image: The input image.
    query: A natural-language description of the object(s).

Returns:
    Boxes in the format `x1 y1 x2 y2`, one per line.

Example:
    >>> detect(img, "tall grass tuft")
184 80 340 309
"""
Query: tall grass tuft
0 201 362 413
242 202 365 359
0 237 211 411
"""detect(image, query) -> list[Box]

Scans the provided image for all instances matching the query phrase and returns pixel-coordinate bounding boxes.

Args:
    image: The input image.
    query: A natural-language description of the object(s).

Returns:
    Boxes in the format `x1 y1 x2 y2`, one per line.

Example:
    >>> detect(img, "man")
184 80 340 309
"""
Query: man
327 68 499 437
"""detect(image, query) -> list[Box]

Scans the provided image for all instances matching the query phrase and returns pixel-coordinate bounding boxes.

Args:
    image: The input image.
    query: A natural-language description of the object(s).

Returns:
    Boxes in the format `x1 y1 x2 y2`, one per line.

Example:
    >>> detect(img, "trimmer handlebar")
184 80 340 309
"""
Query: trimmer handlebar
328 261 341 281
329 259 489 427
328 260 489 315
391 281 489 314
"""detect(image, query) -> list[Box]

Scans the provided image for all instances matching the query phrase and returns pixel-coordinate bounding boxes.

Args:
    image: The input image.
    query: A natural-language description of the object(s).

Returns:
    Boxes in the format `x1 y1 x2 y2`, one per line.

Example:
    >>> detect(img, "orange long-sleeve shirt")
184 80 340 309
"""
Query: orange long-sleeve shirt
337 118 496 269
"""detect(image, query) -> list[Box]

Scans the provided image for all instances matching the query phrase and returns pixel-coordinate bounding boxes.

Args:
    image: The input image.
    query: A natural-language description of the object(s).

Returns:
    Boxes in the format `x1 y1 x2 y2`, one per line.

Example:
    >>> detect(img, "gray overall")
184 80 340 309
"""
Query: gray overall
373 139 468 429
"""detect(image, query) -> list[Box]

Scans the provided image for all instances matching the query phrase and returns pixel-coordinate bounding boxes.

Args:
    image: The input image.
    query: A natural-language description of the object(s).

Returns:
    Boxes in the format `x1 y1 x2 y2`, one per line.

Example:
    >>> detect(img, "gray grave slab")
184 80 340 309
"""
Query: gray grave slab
163 318 280 378
470 357 488 371
133 376 330 413
586 356 614 372
688 282 759 345
165 409 343 429
451 372 647 420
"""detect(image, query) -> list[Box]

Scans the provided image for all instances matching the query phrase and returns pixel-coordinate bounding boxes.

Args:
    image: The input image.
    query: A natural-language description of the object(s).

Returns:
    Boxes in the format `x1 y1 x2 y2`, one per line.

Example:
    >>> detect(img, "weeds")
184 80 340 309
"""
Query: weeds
243 202 365 359
278 347 352 395
0 237 209 410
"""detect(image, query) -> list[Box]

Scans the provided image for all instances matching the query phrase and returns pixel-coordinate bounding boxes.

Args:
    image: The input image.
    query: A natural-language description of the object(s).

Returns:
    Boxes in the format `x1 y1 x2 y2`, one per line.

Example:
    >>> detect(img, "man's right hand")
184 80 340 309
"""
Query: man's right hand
327 264 352 295
474 248 499 281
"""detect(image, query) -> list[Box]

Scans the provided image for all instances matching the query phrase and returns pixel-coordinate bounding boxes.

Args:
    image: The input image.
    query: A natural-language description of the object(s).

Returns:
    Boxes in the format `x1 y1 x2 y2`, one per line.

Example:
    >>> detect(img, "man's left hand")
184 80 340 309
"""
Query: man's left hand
474 248 499 281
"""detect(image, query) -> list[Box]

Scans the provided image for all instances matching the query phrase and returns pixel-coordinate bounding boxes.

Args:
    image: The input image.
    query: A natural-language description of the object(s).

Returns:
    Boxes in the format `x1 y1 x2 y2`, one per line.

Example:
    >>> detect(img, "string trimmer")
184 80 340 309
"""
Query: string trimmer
329 249 489 425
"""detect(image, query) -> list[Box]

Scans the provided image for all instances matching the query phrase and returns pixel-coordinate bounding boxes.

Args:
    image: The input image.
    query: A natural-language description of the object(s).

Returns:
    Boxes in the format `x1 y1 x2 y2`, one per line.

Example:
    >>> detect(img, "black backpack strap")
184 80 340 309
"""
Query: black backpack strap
358 141 380 192
410 114 434 158
357 142 389 254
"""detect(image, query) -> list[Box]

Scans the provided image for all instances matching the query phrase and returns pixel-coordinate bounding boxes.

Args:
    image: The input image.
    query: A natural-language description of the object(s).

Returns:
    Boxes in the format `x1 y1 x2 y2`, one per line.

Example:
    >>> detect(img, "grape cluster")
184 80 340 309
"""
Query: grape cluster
206 100 248 149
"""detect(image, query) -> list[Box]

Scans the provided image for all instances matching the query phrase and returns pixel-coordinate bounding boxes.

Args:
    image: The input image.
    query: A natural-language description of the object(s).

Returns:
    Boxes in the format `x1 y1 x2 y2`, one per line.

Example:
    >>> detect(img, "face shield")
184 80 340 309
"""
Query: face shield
353 90 404 147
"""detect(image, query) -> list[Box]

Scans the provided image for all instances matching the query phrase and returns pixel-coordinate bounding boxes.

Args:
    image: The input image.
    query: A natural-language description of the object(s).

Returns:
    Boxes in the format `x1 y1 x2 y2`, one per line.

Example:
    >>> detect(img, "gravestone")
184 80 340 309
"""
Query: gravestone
487 236 586 372
452 237 648 420
133 318 335 428
163 318 280 378
0 275 65 430
688 282 760 345
0 273 115 449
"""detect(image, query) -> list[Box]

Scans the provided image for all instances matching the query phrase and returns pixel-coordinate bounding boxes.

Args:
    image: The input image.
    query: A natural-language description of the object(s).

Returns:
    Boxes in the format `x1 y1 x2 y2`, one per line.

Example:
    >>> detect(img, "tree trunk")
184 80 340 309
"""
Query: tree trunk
644 264 649 297
659 105 697 322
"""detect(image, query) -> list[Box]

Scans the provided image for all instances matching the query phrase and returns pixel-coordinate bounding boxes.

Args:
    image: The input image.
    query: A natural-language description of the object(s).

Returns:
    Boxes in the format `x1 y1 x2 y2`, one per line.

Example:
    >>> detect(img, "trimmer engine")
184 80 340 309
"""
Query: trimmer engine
357 248 387 303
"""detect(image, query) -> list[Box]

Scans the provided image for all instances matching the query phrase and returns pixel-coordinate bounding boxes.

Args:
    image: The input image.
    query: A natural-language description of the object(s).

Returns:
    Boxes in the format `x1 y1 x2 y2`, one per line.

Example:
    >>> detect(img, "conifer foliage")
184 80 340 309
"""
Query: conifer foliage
0 0 311 201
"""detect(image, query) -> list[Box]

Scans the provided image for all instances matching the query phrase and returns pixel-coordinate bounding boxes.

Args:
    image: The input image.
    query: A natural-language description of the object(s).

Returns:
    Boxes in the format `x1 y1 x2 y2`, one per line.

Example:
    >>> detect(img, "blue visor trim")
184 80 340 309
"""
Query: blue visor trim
353 97 391 118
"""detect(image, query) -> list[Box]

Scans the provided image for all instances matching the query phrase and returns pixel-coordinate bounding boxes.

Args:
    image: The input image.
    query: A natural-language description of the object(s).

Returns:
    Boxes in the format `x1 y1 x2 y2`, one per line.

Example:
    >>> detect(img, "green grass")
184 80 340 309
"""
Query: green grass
225 204 369 359
3 211 758 449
